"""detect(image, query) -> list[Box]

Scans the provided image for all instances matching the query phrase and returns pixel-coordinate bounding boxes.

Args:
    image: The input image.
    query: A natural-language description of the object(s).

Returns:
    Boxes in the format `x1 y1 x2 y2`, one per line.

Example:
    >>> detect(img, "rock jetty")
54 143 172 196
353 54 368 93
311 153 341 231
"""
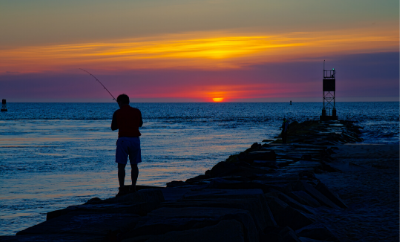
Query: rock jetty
2 120 364 242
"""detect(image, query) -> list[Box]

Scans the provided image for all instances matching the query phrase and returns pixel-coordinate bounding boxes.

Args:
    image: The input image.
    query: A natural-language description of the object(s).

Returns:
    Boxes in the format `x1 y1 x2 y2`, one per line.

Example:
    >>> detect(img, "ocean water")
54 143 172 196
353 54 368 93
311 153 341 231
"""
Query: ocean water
0 102 398 235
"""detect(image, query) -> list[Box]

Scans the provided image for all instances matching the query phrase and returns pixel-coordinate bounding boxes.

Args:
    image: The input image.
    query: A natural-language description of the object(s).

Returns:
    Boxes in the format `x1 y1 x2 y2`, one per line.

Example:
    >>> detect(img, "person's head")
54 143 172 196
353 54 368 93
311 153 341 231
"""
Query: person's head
117 94 130 107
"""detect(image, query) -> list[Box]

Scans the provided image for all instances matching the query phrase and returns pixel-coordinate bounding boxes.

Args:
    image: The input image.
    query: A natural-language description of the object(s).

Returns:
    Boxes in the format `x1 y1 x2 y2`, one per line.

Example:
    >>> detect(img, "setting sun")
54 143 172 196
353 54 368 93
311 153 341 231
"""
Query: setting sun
212 98 224 102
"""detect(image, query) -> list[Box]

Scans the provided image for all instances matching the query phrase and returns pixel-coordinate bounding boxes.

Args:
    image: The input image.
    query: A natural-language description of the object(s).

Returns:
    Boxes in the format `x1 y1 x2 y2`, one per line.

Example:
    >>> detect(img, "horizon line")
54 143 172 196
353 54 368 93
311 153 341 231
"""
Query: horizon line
4 100 398 104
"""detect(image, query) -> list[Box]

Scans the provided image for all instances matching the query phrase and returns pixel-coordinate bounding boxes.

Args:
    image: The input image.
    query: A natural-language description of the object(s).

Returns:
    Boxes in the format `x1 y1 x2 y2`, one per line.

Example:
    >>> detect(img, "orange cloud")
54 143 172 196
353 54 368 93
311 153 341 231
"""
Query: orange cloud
1 24 398 73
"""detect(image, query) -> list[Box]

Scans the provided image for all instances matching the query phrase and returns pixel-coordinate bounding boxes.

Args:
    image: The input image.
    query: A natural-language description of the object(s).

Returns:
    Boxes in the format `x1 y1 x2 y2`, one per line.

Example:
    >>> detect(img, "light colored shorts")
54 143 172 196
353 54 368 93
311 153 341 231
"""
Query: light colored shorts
115 137 142 165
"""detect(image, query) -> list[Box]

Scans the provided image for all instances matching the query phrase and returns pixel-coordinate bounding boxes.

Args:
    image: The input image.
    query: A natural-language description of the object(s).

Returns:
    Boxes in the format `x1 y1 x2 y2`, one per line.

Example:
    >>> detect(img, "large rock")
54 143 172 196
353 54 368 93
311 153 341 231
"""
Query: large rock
207 177 242 188
185 175 213 184
315 182 347 208
0 234 103 242
47 208 70 221
206 161 241 177
122 219 245 242
289 160 321 170
262 225 281 242
265 196 313 230
183 188 275 228
128 207 259 242
298 237 330 242
18 211 141 236
47 189 164 220
283 206 314 231
182 188 264 200
296 223 340 241
273 191 315 214
290 191 321 207
101 189 164 205
48 201 159 221
206 178 273 193
253 159 277 167
166 180 186 187
279 226 302 242
161 187 196 202
208 164 272 178
264 195 288 220
291 181 339 208
239 151 277 163
162 197 276 231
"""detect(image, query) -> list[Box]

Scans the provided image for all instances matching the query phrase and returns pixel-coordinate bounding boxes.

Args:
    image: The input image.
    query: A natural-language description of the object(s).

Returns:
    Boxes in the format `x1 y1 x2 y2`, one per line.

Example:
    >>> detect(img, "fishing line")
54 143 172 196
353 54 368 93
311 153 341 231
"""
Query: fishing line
79 68 117 102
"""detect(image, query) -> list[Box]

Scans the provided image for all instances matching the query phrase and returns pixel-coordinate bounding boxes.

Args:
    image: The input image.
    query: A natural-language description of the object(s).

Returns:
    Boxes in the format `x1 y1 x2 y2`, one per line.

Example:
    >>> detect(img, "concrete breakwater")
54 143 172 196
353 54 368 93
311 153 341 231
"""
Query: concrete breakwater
2 120 363 242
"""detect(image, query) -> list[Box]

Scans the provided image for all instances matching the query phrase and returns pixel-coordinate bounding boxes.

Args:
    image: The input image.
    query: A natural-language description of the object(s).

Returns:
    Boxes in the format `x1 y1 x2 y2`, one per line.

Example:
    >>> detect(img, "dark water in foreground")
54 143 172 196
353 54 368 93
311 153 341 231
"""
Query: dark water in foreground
0 102 398 235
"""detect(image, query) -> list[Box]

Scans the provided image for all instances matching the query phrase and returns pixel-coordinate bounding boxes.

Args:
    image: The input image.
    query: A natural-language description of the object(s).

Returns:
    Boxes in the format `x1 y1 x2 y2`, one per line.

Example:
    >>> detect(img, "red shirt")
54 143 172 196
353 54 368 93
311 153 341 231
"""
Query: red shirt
111 105 142 138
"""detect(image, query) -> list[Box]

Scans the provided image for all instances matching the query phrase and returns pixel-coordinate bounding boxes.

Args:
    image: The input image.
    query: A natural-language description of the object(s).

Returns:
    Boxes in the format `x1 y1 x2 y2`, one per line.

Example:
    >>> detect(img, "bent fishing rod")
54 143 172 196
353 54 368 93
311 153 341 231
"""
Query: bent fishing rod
79 68 117 102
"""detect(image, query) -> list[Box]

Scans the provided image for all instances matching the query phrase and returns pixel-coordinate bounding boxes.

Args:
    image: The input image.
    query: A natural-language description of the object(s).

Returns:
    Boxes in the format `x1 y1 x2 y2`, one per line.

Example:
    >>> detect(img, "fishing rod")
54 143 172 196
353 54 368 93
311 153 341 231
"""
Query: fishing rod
79 68 117 102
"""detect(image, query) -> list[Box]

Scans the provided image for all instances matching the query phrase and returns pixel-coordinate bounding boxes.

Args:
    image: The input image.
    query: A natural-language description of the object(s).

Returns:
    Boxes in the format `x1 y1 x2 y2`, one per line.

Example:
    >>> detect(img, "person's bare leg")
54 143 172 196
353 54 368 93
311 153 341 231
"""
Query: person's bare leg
118 163 126 188
131 163 139 192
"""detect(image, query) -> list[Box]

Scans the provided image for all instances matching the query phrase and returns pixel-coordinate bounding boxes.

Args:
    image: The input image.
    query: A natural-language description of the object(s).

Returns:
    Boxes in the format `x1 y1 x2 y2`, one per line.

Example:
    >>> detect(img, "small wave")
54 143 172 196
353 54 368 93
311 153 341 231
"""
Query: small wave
379 133 396 138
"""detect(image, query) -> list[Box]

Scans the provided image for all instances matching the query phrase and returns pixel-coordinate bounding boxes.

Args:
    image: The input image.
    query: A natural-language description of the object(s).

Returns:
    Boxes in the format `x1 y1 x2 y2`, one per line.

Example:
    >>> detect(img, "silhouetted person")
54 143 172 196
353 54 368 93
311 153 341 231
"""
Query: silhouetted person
281 118 289 144
111 94 143 197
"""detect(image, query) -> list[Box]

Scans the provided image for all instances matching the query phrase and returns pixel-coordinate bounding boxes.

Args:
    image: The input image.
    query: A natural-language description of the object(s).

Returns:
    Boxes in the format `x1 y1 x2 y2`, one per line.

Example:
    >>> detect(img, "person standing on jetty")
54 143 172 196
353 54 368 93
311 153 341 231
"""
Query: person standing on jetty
111 94 143 197
281 118 289 144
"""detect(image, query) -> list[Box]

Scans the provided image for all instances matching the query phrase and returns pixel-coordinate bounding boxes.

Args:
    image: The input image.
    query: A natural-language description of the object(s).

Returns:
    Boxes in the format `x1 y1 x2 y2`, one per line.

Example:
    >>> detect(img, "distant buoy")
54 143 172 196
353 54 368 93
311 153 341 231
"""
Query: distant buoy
1 99 7 112
290 100 292 105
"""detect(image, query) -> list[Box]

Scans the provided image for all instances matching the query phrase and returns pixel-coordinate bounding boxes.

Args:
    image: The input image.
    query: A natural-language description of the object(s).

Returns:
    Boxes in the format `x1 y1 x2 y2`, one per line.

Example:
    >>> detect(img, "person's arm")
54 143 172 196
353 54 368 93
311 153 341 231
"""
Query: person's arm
111 112 118 131
139 110 143 127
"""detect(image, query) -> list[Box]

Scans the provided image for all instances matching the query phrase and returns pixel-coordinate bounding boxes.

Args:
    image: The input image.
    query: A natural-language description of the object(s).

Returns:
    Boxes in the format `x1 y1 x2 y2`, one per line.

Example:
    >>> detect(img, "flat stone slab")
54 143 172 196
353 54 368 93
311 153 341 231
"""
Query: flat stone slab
0 234 103 242
48 201 158 221
47 189 165 221
290 191 321 207
182 188 275 228
315 182 347 208
296 223 340 241
275 192 315 214
253 160 277 167
161 187 197 202
101 189 164 204
279 226 302 242
18 211 141 236
162 197 276 229
132 207 258 242
182 188 265 200
265 196 313 230
292 181 340 208
288 160 321 168
129 220 245 242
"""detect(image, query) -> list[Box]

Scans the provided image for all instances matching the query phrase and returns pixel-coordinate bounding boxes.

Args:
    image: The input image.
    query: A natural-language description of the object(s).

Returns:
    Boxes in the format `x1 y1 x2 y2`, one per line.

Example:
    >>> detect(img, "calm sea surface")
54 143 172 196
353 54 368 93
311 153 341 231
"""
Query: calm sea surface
0 102 398 235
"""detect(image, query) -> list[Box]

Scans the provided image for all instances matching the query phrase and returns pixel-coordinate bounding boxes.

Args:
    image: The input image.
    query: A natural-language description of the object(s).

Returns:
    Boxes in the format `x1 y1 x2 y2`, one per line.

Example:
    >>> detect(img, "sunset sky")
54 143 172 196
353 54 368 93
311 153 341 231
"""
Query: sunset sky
0 0 398 102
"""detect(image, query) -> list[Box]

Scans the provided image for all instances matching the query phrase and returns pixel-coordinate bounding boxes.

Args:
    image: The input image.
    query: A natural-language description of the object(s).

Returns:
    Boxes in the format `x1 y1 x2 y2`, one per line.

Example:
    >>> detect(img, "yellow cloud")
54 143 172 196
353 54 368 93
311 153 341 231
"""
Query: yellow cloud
1 26 398 73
